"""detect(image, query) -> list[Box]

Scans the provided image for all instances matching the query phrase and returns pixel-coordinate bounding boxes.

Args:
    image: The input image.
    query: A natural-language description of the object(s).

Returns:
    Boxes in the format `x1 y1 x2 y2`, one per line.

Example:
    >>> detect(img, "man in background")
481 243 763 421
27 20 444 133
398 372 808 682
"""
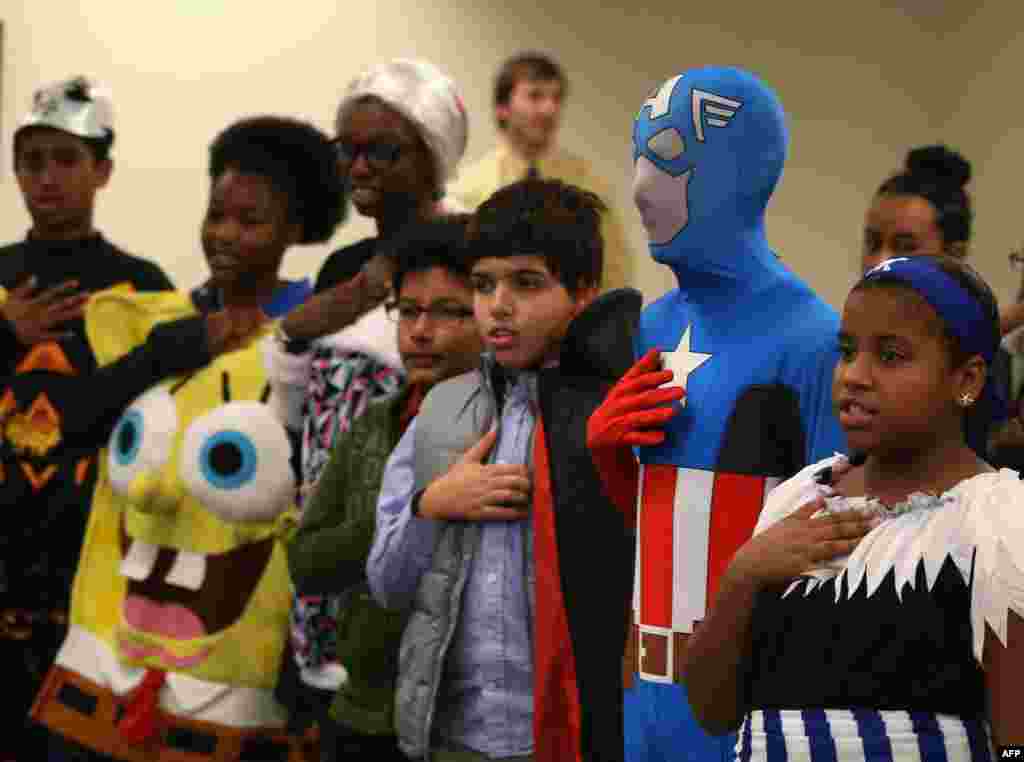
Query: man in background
451 52 632 292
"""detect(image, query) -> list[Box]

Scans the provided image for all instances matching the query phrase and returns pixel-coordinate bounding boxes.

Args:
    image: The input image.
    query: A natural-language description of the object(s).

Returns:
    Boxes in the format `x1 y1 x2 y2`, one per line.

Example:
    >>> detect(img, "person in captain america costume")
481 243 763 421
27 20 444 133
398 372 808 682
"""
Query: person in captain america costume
589 66 849 762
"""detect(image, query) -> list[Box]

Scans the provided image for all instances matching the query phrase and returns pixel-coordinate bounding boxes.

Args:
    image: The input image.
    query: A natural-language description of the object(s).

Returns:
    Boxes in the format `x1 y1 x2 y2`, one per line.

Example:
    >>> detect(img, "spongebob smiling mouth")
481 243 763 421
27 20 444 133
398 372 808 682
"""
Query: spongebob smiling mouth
117 522 274 670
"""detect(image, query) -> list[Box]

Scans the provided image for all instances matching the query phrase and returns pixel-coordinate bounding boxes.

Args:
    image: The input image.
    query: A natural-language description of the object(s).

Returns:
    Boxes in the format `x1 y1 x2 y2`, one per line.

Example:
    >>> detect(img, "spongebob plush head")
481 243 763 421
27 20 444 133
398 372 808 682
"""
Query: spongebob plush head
69 288 298 690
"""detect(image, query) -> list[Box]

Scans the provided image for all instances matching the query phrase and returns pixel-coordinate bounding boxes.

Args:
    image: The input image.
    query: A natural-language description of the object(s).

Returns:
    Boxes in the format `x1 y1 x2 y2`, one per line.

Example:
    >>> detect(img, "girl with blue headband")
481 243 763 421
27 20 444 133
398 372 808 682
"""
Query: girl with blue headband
683 254 1023 759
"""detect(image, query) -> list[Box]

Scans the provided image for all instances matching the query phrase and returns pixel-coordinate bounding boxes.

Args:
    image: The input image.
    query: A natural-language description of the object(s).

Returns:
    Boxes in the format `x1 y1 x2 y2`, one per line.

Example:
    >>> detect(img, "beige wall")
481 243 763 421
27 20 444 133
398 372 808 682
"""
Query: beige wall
934 1 1024 311
0 1 991 311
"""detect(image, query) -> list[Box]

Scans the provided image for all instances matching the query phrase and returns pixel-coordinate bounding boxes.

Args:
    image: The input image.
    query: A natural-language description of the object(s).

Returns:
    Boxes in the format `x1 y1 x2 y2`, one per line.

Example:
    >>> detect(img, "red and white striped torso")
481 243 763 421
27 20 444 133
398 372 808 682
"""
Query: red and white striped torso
634 463 780 683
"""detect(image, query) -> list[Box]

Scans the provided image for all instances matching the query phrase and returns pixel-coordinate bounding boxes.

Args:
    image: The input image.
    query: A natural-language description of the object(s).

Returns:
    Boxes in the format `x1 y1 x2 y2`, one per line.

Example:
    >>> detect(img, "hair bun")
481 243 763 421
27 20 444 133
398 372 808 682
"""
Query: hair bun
905 145 971 188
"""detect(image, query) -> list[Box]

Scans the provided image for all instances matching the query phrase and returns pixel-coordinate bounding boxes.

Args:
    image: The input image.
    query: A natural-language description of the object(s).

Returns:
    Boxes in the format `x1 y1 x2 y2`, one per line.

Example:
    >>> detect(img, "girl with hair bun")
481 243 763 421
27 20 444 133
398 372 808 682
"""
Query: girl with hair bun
865 145 1024 335
862 144 973 273
863 145 1011 463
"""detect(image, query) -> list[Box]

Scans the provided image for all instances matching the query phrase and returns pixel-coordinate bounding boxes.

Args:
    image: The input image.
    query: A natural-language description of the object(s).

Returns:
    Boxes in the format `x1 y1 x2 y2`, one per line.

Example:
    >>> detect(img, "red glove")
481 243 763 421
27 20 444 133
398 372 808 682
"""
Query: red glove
587 348 684 522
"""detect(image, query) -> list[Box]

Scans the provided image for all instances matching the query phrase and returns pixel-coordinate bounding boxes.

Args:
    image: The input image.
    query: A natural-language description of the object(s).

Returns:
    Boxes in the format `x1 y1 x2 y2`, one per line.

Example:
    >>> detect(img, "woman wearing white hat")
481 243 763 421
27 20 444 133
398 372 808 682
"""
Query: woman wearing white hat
264 58 469 760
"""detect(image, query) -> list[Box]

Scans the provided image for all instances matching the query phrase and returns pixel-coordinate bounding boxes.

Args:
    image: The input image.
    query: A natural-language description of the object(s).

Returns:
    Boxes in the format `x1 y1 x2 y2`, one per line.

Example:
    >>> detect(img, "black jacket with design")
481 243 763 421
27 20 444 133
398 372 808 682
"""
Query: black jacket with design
0 234 211 610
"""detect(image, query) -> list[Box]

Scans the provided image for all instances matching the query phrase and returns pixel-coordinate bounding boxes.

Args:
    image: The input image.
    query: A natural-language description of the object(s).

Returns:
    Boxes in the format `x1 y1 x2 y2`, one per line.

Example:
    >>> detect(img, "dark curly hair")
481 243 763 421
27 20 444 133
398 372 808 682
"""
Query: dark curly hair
466 178 606 293
388 214 472 294
877 145 972 248
208 116 346 244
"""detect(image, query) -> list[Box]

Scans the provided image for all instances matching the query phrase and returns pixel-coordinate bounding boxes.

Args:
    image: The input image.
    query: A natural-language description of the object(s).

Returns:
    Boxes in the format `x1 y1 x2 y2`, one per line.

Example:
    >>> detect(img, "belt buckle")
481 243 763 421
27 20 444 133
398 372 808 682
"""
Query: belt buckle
638 624 673 684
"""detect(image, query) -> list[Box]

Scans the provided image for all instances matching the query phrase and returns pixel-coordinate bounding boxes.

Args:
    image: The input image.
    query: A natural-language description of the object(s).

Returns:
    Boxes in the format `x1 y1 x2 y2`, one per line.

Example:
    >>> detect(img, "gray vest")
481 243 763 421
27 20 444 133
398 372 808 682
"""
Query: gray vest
396 365 536 760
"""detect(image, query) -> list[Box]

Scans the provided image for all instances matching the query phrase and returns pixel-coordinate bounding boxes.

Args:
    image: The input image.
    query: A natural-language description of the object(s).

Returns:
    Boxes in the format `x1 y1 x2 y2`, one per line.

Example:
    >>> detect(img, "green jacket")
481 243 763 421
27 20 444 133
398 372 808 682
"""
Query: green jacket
287 385 412 735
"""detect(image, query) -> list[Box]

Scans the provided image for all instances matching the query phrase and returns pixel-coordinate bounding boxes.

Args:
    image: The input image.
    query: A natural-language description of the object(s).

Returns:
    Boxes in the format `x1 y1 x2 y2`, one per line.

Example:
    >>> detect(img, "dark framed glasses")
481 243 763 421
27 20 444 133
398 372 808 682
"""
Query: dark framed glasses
331 138 403 170
385 301 474 325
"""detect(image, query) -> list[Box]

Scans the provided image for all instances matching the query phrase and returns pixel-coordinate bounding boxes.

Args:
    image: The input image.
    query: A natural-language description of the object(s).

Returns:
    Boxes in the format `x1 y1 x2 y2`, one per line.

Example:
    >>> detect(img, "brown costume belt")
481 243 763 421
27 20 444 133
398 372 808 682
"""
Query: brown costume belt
31 664 317 762
625 616 690 688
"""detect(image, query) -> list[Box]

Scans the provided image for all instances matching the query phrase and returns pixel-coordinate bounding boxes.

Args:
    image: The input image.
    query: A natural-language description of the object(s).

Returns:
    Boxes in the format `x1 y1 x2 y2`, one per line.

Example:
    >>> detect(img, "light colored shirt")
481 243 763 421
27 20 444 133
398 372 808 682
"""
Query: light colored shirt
449 141 632 292
367 373 537 757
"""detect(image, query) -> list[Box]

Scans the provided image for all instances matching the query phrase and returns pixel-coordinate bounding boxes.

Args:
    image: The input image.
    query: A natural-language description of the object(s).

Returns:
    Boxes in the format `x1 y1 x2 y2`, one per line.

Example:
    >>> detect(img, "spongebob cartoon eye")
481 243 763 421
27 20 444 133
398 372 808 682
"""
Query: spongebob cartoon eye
647 128 685 161
199 430 258 490
180 401 295 524
107 387 178 495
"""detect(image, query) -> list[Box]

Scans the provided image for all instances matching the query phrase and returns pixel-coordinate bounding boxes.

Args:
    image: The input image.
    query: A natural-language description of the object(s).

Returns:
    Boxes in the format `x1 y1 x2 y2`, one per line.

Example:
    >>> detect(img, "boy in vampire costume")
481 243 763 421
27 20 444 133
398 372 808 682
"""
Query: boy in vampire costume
587 66 847 761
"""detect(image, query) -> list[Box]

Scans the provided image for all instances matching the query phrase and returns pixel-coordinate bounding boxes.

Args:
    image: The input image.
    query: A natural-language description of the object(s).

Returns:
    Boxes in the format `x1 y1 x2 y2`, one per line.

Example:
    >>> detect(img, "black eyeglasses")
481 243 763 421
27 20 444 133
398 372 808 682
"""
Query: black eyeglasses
331 138 403 170
385 301 474 325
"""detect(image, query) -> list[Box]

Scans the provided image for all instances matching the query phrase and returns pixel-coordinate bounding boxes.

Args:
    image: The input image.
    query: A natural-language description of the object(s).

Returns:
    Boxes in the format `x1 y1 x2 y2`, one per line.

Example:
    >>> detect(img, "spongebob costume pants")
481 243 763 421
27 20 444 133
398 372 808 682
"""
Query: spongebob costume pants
33 280 314 762
624 67 847 762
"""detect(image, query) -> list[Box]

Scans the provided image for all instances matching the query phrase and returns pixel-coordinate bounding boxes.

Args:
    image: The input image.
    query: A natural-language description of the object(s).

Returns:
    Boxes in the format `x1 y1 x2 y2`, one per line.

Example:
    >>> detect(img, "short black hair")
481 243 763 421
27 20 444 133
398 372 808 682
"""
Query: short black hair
466 178 605 293
208 116 345 244
494 52 568 128
854 254 999 369
877 145 972 247
389 214 473 294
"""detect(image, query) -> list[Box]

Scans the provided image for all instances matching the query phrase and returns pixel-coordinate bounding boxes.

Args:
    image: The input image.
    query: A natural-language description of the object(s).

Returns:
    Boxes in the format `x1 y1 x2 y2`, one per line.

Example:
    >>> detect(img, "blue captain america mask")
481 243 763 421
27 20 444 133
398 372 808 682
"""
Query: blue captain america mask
632 67 788 264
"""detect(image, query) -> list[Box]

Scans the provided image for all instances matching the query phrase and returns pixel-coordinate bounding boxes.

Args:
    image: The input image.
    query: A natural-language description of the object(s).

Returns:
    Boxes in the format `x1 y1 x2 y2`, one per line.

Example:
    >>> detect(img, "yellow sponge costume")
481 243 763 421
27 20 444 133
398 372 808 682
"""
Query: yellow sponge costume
33 288 310 761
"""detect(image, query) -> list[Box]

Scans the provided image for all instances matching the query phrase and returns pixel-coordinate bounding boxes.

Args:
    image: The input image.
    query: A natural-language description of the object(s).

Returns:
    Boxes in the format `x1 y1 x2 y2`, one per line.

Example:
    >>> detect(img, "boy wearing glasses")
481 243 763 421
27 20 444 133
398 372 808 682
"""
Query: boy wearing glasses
451 52 633 292
265 59 470 733
286 215 481 761
368 178 639 762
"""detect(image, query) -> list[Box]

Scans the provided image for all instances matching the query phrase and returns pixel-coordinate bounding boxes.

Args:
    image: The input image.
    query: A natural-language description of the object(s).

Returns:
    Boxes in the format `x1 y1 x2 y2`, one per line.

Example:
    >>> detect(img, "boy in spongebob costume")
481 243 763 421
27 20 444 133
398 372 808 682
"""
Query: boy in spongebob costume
32 115 346 762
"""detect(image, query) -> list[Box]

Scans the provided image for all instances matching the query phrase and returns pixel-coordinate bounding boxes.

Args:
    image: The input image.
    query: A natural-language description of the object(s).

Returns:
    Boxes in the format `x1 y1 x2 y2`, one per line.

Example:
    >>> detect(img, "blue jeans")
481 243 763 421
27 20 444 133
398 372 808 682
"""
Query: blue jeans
624 678 737 762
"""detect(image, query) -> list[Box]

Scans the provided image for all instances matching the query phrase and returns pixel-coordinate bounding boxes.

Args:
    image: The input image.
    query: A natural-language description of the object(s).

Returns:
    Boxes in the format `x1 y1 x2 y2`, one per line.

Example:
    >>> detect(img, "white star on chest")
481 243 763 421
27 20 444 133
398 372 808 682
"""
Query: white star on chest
660 325 711 407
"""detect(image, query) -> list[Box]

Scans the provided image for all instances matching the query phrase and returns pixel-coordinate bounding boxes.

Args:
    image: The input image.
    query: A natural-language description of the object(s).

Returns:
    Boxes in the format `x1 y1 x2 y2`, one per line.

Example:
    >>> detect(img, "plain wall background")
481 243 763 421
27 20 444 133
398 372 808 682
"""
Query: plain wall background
936 1 1024 311
0 1 1015 311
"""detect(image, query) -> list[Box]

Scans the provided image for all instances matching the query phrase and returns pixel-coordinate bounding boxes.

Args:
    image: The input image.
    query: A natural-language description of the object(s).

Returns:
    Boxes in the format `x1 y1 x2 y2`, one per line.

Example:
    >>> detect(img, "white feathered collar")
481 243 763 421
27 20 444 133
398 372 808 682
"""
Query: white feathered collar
764 455 1024 665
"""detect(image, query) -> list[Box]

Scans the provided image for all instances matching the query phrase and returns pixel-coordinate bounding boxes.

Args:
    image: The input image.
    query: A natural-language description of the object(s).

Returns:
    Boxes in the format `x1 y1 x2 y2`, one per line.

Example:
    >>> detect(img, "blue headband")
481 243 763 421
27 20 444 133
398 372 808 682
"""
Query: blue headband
860 257 992 363
859 256 1007 421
